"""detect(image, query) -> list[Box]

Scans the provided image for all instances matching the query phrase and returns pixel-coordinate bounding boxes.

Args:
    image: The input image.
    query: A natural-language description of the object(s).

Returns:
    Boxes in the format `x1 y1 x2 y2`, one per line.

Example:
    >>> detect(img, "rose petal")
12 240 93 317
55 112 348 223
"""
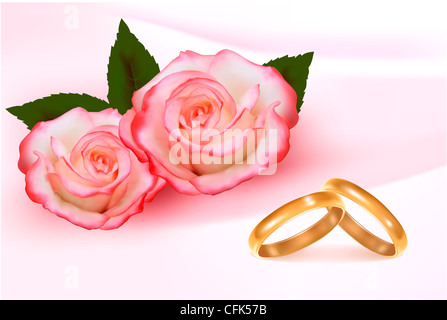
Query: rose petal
99 195 145 230
209 49 298 128
190 159 267 195
200 109 256 158
148 155 201 195
254 102 292 167
51 157 110 197
88 108 122 127
47 172 112 213
50 136 69 159
190 104 291 194
261 103 292 164
119 108 149 162
144 177 167 202
103 157 156 218
25 152 109 229
237 84 260 112
131 51 215 111
18 107 94 173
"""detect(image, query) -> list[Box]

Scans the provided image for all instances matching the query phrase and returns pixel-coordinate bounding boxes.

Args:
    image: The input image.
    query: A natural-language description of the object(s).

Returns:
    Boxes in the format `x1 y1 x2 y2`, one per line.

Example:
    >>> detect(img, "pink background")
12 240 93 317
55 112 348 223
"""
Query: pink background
1 2 446 299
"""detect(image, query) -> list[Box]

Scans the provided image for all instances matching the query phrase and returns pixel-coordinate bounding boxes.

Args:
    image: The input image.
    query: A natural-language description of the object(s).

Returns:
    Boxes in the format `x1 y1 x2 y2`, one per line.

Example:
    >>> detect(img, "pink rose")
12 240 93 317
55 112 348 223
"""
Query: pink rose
18 107 165 230
119 49 298 195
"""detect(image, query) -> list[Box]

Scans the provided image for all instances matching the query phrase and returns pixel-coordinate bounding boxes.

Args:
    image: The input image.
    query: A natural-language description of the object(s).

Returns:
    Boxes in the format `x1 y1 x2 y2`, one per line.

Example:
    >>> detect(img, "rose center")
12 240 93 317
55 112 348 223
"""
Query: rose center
166 79 229 131
186 102 212 127
89 149 116 174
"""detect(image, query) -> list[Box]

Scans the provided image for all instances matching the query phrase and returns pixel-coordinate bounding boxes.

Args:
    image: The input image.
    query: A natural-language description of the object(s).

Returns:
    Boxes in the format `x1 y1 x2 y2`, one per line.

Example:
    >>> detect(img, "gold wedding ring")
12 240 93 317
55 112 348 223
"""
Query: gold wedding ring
248 191 345 258
248 178 408 259
321 178 408 257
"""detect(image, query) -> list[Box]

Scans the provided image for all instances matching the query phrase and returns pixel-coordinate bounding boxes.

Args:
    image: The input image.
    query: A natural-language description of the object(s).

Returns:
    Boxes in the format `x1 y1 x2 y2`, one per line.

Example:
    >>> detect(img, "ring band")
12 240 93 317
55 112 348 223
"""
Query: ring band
248 191 345 258
321 178 408 257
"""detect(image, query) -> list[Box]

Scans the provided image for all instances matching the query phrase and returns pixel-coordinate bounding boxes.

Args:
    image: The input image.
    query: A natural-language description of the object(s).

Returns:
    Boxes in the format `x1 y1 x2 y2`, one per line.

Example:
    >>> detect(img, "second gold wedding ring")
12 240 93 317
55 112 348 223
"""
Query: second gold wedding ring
321 178 408 257
248 191 345 258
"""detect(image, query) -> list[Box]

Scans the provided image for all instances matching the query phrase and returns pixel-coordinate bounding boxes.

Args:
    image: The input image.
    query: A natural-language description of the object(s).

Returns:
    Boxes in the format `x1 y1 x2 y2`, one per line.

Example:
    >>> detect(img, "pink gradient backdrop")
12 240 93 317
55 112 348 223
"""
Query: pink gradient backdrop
1 2 446 299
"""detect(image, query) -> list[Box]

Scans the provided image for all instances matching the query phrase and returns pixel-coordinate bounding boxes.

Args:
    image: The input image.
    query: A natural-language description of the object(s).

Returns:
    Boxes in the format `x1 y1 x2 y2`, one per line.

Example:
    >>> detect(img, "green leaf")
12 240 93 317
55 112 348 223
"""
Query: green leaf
264 52 314 113
6 93 110 130
107 19 160 114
